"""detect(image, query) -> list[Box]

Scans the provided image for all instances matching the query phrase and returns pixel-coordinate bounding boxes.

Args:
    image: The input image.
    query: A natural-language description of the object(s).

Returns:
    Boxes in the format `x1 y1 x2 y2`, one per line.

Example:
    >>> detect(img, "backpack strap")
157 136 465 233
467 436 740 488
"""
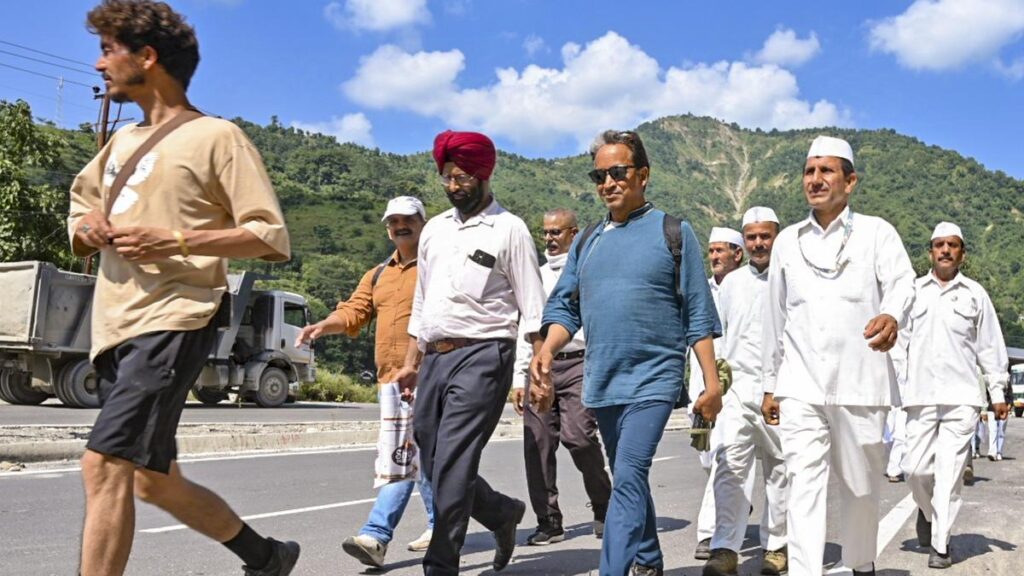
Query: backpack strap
104 109 203 217
570 222 601 303
662 213 683 303
371 261 388 288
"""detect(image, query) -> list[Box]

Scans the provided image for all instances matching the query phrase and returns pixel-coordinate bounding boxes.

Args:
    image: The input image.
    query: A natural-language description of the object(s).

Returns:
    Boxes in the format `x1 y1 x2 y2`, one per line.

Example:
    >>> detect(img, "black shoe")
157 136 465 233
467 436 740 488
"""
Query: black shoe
526 517 565 546
852 564 875 576
632 564 665 576
963 464 974 485
492 499 526 571
887 473 905 483
928 546 952 569
243 539 300 576
916 509 932 548
694 538 712 560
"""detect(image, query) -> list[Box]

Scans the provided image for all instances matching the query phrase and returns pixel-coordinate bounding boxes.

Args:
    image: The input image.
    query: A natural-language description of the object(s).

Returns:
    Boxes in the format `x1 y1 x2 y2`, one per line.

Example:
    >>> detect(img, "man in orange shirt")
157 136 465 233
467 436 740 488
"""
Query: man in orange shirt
296 196 433 569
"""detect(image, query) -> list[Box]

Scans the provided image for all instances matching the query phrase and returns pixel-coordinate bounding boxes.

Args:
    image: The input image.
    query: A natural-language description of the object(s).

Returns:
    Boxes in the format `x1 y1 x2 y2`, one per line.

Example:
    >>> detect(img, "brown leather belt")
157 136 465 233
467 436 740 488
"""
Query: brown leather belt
425 338 484 354
554 349 585 361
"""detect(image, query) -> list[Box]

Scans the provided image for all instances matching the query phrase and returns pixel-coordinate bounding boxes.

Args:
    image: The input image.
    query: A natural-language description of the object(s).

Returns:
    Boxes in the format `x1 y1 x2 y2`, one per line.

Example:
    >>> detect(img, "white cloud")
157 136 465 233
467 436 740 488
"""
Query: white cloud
753 29 821 67
868 0 1024 71
324 0 430 32
996 57 1024 80
341 31 849 150
443 0 471 16
523 34 548 57
291 113 375 146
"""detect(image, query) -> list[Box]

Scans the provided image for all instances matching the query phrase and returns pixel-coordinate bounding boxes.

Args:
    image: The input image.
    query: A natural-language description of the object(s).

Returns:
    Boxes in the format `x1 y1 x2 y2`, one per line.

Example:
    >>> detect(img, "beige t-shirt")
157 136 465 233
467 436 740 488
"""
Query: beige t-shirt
68 116 290 359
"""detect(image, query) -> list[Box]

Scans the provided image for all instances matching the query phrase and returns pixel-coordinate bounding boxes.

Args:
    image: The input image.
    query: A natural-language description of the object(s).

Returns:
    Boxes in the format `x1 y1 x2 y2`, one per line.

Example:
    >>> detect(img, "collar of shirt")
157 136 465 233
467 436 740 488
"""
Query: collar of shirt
447 197 501 229
603 201 654 228
800 205 851 236
747 263 769 279
922 269 965 292
385 250 418 270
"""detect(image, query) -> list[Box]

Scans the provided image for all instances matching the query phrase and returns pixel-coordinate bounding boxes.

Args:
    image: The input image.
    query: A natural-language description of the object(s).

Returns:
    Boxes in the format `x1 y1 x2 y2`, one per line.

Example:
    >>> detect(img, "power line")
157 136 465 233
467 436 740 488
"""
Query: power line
0 83 96 111
0 61 98 89
0 48 96 76
0 39 93 68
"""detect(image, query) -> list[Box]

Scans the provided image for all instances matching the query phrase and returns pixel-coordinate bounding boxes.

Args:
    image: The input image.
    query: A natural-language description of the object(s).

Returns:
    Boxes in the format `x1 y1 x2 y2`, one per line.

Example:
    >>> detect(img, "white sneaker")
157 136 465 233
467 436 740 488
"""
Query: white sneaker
407 529 432 552
342 534 387 567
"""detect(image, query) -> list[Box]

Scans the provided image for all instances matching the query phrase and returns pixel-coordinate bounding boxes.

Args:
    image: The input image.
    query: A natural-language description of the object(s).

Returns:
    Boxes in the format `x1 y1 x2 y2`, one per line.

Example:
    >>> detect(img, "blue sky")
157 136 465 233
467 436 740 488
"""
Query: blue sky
2 0 1023 178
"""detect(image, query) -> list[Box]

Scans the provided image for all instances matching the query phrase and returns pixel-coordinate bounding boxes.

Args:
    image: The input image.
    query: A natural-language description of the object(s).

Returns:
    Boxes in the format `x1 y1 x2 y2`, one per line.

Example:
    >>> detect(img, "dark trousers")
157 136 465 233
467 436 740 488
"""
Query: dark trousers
523 355 611 524
594 400 674 576
414 339 520 576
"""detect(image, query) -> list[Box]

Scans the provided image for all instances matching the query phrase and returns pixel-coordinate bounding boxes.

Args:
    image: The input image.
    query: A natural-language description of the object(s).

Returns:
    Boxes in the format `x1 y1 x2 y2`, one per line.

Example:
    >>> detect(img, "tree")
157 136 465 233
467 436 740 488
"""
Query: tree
0 100 73 267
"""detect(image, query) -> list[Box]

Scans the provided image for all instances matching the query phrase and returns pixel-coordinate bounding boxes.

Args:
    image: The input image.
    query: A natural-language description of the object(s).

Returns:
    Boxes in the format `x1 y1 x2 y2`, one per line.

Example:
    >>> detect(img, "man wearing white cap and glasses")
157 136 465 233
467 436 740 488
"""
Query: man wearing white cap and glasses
703 207 788 576
692 226 752 560
898 222 1008 569
761 136 916 575
296 196 435 568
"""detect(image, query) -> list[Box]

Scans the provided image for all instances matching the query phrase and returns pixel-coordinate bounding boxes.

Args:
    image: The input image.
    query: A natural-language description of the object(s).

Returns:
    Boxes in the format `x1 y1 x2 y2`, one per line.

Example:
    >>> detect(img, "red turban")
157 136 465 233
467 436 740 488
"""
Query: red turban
432 130 496 181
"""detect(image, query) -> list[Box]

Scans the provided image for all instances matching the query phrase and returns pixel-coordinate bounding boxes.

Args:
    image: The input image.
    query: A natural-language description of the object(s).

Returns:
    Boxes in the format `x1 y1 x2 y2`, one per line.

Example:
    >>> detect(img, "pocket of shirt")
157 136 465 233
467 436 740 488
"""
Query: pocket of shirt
950 298 979 335
457 256 493 300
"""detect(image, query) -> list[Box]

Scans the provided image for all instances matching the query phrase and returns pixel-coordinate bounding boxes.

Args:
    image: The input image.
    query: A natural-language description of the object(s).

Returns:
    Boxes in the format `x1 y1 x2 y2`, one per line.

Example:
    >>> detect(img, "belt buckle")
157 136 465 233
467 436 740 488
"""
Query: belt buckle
433 340 456 354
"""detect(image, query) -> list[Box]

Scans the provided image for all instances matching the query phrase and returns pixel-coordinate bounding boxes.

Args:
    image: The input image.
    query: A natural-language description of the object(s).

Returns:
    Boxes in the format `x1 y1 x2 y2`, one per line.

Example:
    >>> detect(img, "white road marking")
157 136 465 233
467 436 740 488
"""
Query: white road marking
823 492 917 575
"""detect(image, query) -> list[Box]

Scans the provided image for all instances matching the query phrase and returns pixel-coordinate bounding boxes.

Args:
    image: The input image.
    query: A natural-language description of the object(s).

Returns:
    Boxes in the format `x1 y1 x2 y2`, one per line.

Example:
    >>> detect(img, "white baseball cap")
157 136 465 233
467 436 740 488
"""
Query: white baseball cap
381 196 426 222
741 206 780 228
931 221 964 242
709 226 744 249
807 135 854 167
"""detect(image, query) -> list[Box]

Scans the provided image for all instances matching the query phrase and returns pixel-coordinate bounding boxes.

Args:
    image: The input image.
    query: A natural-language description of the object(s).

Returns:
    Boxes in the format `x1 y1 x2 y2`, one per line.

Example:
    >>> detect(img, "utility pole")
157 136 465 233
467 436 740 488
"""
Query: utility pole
84 88 111 275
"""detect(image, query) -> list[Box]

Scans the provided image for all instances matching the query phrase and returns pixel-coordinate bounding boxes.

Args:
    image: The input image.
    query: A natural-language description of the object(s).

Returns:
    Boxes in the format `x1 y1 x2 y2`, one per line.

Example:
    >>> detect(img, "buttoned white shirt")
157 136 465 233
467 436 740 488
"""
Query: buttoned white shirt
688 277 724 397
719 263 769 405
409 199 545 351
762 207 916 406
901 271 1008 407
513 252 586 389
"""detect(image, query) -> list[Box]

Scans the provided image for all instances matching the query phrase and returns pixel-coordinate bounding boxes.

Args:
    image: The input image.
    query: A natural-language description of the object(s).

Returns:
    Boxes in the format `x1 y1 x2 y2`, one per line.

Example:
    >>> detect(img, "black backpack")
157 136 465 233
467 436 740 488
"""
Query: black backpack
572 213 690 408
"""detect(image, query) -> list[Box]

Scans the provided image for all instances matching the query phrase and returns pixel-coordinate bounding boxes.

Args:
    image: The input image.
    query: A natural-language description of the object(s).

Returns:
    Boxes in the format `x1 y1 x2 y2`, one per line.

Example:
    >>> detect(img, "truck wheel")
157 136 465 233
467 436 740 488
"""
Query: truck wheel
55 360 100 409
193 386 228 405
0 370 49 405
255 367 289 407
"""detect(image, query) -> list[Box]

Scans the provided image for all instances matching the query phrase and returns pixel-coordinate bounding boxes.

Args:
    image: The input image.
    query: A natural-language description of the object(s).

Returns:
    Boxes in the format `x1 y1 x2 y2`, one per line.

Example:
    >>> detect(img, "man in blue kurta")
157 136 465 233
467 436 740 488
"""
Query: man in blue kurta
532 129 723 576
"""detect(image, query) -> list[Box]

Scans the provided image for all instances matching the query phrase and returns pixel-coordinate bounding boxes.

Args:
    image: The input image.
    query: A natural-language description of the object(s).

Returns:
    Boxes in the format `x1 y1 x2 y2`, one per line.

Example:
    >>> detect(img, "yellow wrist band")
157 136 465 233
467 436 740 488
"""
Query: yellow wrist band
171 230 190 257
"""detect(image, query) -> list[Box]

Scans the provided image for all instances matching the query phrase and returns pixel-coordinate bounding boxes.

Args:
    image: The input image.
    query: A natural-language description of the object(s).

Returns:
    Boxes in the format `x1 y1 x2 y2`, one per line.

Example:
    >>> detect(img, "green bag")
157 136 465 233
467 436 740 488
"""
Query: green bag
689 358 732 452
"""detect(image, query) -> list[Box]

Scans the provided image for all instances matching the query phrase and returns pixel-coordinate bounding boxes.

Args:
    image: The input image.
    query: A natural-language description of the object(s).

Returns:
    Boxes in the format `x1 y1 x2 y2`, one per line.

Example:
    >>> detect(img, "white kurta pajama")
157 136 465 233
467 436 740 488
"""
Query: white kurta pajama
763 207 915 574
901 271 1008 555
711 263 788 553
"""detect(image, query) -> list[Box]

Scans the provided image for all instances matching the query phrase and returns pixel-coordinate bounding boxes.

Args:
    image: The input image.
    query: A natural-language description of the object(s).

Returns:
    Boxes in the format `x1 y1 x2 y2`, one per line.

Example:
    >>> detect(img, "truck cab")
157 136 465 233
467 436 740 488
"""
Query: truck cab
1011 364 1024 418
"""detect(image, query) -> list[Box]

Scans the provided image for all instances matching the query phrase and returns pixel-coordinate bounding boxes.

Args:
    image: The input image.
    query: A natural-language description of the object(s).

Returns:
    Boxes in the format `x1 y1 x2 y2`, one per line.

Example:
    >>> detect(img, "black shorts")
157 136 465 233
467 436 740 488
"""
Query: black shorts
87 323 217 473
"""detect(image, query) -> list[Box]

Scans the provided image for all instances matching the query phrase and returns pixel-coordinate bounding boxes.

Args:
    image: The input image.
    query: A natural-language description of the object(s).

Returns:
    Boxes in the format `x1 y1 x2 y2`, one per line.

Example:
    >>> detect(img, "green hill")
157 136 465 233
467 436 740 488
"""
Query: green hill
4 100 1022 375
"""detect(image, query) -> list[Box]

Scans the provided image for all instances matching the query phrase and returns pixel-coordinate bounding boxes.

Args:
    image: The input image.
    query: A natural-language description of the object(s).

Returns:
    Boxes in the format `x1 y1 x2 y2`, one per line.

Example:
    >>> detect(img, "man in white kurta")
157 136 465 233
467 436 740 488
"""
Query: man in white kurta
691 227 755 560
703 207 788 576
901 222 1009 569
761 136 916 576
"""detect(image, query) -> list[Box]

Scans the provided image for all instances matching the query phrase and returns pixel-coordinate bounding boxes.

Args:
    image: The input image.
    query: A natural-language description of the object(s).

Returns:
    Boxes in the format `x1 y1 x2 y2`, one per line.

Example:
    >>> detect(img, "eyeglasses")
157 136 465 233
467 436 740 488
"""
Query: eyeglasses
588 164 634 184
542 228 571 237
439 173 476 187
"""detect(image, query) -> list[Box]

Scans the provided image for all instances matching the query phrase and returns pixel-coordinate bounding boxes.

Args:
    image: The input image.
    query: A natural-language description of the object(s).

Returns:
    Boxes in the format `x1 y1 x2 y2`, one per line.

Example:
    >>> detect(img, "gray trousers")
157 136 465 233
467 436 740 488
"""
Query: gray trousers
414 339 520 576
523 355 611 524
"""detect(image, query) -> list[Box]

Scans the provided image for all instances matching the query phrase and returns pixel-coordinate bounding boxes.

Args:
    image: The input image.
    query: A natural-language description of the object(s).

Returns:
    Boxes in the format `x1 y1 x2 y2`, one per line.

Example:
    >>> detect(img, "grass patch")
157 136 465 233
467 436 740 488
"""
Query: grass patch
298 369 377 403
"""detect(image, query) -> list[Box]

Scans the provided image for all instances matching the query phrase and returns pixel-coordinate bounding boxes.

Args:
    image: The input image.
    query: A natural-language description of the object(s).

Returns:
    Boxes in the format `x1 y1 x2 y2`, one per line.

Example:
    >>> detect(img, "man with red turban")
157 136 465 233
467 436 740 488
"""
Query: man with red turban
395 130 550 575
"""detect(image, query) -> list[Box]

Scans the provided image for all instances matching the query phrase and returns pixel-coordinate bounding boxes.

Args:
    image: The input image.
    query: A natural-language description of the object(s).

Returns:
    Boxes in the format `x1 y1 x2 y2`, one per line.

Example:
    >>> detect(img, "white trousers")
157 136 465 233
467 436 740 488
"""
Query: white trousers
986 416 1006 456
710 392 788 552
696 421 756 542
904 405 979 555
779 399 887 575
884 407 907 477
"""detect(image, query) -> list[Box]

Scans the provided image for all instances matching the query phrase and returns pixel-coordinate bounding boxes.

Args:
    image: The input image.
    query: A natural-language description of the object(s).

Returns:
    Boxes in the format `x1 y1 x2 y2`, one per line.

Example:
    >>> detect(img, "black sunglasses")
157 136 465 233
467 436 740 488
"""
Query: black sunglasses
588 164 634 184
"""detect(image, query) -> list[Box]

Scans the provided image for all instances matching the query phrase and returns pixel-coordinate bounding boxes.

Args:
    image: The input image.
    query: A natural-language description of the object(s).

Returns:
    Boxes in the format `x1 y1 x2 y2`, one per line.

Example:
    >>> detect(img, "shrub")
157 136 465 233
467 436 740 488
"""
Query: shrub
298 368 377 403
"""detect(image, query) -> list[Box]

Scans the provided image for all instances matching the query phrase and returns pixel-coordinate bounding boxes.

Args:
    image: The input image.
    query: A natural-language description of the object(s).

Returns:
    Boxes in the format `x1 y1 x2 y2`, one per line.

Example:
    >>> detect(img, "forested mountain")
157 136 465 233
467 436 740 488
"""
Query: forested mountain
3 100 1022 376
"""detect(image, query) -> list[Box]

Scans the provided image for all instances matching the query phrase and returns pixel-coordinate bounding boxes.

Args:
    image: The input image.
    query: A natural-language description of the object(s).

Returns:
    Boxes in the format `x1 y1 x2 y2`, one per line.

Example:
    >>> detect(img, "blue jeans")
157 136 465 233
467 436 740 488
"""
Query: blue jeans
359 470 435 544
594 400 674 576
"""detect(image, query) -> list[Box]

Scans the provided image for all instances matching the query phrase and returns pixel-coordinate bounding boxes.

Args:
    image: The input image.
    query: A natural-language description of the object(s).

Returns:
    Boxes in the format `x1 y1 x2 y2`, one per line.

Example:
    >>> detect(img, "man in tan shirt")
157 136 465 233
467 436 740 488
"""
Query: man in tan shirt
296 196 434 568
68 2 293 575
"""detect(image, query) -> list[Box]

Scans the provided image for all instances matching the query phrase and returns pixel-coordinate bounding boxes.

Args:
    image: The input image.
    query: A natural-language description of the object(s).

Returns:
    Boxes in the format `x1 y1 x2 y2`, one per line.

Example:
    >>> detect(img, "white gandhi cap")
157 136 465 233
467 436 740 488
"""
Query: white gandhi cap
709 226 744 248
742 206 779 228
807 135 854 167
381 196 426 222
931 221 964 241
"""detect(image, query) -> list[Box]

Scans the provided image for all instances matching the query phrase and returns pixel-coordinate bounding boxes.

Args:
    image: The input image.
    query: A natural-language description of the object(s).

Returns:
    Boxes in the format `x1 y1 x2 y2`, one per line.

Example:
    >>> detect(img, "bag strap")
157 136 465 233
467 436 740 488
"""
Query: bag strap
662 213 683 302
371 261 389 288
570 221 601 304
104 109 203 216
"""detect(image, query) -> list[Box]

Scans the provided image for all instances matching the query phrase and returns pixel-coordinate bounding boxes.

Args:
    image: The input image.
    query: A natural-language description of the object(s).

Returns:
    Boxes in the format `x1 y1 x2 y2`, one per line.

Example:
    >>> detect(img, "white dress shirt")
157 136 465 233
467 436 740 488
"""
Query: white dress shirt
688 277 723 397
762 207 916 406
901 271 1008 407
512 252 585 389
408 199 545 351
718 264 769 405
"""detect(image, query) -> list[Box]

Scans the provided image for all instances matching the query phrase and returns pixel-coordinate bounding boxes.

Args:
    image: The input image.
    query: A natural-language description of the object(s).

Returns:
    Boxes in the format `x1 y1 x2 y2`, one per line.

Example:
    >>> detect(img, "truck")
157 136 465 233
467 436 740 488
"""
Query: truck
1011 363 1024 418
0 261 314 408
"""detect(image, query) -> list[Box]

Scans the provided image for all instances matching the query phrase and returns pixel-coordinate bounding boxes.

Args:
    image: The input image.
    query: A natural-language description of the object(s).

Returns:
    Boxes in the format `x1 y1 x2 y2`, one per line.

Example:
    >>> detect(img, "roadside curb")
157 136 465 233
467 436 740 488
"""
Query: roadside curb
0 415 691 464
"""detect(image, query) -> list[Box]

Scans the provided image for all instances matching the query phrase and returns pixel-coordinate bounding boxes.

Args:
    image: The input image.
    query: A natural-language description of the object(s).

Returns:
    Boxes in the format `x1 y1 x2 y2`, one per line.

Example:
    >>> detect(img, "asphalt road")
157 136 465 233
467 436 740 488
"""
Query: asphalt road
1 427 1021 575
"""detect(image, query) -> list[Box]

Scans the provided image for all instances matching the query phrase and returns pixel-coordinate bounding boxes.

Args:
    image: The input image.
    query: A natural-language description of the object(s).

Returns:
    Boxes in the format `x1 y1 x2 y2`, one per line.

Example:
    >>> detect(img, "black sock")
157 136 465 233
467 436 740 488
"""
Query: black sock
223 523 274 568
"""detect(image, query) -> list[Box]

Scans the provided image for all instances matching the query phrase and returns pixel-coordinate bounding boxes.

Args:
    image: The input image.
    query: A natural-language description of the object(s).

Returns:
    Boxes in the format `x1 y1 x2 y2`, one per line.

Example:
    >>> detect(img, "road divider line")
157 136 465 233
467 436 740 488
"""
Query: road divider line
823 492 916 575
141 497 383 533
